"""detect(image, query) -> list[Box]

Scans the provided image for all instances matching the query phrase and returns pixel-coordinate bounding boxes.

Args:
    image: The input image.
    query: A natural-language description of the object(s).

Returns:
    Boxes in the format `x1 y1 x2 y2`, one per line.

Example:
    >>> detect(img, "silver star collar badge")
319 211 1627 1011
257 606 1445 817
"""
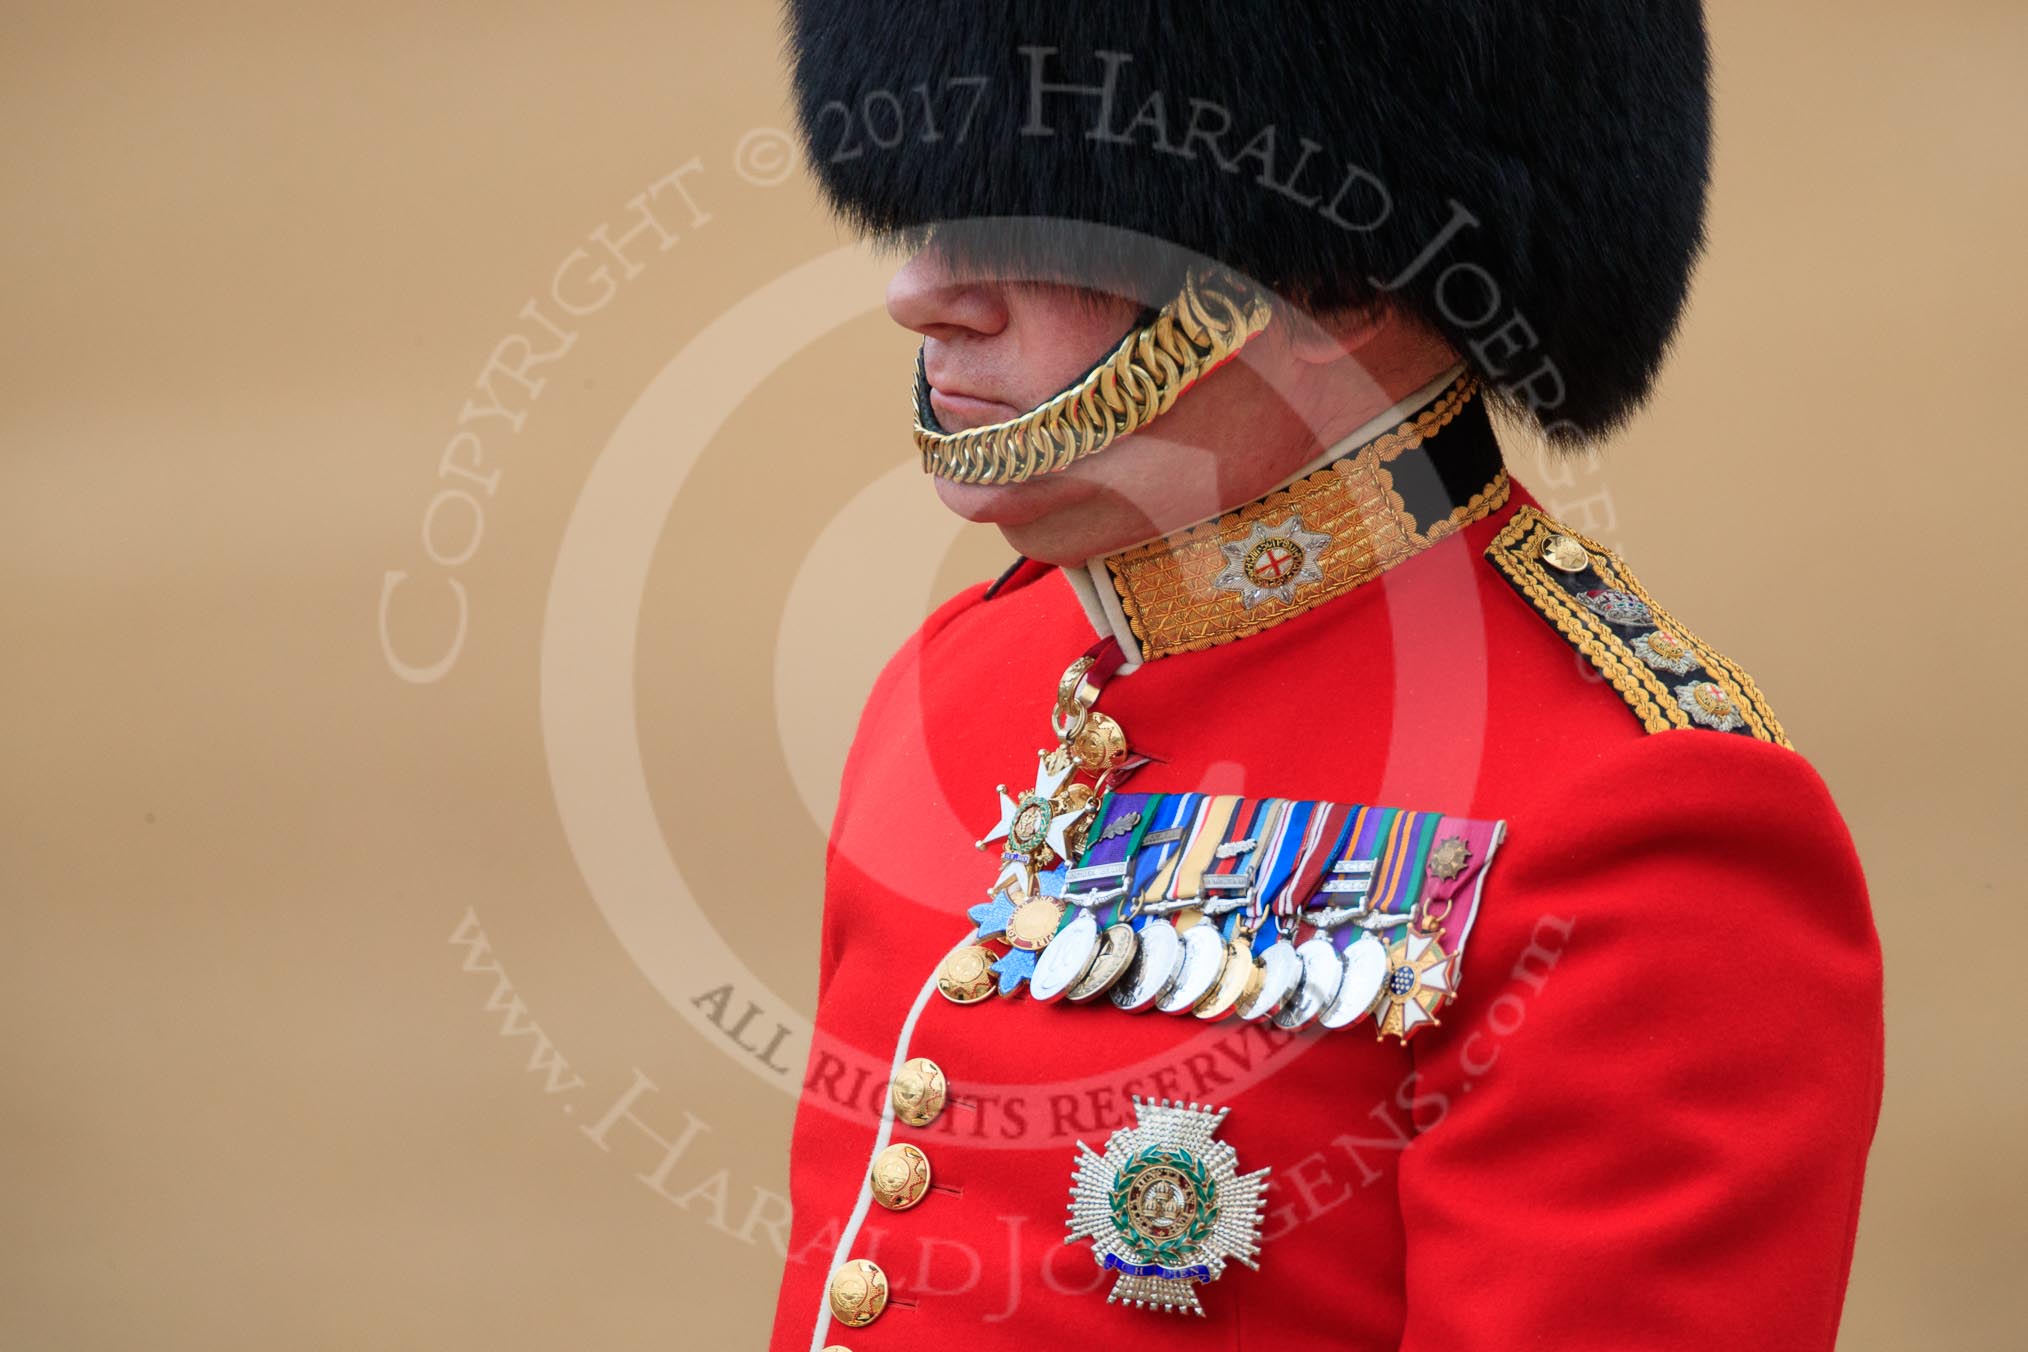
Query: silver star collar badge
1213 516 1332 609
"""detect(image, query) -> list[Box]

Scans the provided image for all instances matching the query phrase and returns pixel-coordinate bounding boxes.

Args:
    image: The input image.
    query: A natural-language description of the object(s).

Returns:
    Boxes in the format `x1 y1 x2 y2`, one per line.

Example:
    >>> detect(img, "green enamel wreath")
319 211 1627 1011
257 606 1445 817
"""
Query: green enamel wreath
1107 1146 1220 1265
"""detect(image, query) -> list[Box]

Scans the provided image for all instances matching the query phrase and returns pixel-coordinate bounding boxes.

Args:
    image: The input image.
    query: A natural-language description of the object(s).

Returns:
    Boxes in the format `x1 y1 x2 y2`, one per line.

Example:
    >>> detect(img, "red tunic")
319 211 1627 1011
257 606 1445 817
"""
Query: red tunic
768 473 1883 1351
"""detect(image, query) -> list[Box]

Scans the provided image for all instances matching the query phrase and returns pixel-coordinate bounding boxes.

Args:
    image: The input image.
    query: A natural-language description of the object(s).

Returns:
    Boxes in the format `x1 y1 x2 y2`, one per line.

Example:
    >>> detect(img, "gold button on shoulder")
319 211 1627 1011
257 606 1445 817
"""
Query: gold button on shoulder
1541 532 1593 573
870 1142 933 1211
890 1057 947 1127
936 944 998 1003
827 1259 889 1328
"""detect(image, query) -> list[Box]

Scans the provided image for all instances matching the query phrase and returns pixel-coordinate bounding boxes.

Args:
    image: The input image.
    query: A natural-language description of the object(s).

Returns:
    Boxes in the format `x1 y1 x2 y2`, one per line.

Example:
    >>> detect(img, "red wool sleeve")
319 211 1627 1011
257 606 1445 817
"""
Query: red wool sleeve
1396 733 1884 1350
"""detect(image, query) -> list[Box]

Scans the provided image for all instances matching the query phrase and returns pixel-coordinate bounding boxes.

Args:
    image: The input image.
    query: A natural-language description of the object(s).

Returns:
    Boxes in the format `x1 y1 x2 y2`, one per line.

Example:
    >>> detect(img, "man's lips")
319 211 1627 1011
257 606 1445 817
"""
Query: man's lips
928 385 1025 430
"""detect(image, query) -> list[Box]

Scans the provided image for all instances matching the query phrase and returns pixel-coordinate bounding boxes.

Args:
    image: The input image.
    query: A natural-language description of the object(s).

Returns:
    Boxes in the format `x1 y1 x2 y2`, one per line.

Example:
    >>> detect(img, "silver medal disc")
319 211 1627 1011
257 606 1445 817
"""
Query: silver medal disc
1111 919 1185 1013
1029 910 1101 1003
1156 921 1228 1014
1275 934 1349 1030
1236 939 1301 1022
1319 932 1389 1030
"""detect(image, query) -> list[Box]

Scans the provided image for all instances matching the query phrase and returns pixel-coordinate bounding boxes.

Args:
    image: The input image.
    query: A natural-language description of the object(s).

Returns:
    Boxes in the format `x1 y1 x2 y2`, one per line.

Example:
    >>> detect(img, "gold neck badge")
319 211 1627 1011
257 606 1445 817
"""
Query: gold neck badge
1077 374 1509 663
913 270 1274 486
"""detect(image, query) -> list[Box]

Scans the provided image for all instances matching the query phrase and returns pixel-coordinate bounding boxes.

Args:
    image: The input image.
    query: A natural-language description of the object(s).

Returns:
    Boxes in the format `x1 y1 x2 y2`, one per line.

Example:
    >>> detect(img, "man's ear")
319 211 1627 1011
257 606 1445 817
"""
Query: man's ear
1280 301 1388 366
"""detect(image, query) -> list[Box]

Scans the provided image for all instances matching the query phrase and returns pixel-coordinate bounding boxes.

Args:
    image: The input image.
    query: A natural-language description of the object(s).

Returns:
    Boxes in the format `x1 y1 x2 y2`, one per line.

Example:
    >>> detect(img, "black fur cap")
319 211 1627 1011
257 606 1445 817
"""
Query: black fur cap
784 2 1712 441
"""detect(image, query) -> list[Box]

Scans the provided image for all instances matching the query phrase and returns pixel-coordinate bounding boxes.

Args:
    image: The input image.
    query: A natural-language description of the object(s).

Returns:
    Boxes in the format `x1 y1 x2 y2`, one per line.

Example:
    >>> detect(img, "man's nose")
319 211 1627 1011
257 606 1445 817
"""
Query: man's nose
885 249 1009 341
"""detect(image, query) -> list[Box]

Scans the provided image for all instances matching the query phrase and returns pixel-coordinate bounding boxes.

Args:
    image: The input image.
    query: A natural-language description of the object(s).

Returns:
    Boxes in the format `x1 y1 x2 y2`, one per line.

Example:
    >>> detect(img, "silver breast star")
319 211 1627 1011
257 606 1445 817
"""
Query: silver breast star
1213 516 1332 609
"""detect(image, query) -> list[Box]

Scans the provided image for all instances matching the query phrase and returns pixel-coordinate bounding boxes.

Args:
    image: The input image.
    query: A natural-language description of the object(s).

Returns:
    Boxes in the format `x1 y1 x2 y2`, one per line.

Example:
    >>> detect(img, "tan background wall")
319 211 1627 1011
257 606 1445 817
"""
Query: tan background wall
3 1 2022 1347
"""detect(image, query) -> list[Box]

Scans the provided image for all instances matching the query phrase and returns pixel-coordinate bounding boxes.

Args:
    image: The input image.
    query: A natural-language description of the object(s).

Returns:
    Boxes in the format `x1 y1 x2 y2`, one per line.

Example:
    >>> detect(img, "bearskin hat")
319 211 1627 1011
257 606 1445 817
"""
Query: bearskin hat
784 1 1712 441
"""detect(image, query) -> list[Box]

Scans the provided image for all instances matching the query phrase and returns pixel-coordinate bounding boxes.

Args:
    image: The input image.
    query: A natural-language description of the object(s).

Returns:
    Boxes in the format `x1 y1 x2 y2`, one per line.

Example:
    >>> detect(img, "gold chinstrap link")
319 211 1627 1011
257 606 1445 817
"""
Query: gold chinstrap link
913 270 1275 486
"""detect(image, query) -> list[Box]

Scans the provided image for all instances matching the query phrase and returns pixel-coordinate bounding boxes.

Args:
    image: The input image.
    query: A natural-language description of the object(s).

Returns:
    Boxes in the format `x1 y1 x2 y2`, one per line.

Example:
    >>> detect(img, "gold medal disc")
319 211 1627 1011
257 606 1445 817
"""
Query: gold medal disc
1004 897 1065 951
1066 923 1138 1003
1194 938 1260 1021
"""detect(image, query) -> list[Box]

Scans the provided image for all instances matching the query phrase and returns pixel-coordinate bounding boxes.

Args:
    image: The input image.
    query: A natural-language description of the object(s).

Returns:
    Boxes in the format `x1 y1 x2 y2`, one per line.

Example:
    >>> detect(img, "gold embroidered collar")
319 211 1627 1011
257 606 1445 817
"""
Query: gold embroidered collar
1064 369 1508 663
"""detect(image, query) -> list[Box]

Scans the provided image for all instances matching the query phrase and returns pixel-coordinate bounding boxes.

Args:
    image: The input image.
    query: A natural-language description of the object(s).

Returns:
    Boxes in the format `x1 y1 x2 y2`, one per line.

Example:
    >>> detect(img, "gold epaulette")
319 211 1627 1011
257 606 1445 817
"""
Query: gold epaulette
1485 506 1790 747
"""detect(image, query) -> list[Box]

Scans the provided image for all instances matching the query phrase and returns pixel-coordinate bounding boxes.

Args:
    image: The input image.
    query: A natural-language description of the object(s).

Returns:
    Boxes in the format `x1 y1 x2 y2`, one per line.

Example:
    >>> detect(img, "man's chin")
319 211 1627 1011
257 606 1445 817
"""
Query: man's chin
931 474 1082 529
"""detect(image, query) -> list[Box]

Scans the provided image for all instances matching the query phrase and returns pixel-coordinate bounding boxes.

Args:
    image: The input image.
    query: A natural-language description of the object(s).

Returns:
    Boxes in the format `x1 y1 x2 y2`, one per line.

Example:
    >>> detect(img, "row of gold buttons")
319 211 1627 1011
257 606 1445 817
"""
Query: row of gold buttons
824 1057 950 1339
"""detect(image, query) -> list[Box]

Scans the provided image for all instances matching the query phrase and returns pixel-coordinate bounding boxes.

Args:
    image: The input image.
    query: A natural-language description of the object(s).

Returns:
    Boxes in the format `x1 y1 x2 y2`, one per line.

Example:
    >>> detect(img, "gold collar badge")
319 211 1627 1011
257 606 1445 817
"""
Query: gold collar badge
1088 375 1506 661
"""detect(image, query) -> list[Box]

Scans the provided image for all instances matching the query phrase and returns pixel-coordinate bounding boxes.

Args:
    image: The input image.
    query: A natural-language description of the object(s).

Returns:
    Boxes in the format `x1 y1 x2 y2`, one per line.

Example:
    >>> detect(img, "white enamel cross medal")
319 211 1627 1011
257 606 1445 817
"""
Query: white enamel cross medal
977 746 1092 870
966 747 1097 993
1067 1097 1269 1316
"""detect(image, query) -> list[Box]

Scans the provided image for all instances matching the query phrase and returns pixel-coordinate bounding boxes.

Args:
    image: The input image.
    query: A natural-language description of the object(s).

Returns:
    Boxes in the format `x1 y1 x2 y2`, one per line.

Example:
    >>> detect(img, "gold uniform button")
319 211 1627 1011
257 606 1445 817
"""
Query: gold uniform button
870 1142 933 1211
890 1056 947 1127
827 1259 889 1328
935 944 998 1004
1541 532 1592 573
